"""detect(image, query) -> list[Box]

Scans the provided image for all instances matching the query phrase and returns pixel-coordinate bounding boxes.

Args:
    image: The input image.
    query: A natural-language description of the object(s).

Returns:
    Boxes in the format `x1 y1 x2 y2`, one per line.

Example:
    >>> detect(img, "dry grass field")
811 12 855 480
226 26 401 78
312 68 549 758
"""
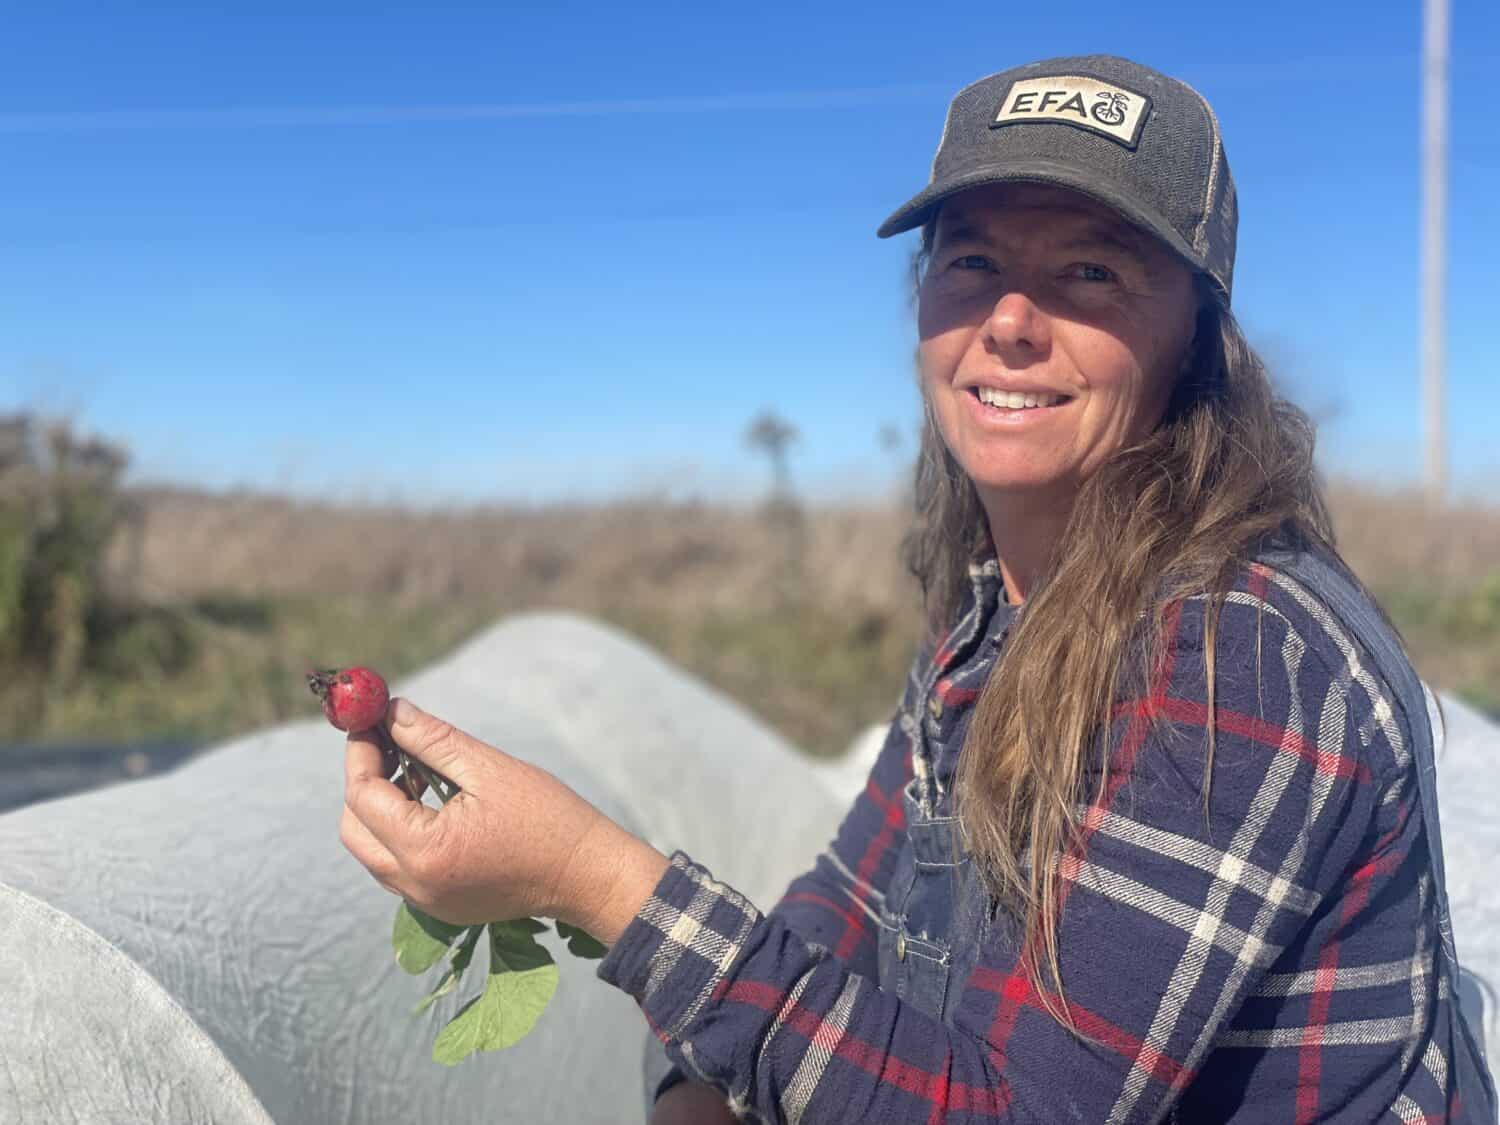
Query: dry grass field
107 488 917 617
31 477 1489 758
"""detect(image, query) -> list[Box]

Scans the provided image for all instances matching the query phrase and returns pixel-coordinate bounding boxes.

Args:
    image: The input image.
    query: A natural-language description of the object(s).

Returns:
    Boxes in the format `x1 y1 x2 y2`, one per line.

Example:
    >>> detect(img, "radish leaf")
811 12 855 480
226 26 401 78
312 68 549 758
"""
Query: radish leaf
431 923 558 1065
411 924 485 1016
555 921 607 959
497 917 549 936
393 903 469 975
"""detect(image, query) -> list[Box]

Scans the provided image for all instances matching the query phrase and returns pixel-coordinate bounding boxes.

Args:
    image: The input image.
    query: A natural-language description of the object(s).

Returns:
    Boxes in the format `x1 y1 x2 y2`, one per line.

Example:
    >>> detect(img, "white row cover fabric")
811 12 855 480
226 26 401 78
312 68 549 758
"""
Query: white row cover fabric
1423 691 1500 1071
0 612 849 1124
1 610 1494 1122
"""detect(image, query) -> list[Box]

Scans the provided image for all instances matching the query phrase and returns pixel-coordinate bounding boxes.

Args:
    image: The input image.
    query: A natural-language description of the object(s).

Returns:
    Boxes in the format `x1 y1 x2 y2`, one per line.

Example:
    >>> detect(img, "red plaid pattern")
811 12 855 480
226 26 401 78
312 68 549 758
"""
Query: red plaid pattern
598 545 1466 1121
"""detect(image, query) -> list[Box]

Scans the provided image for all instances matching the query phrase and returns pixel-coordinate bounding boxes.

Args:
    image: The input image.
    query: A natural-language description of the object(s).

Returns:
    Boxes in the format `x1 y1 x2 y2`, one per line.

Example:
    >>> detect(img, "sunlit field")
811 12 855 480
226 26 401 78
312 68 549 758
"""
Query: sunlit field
6 421 1496 758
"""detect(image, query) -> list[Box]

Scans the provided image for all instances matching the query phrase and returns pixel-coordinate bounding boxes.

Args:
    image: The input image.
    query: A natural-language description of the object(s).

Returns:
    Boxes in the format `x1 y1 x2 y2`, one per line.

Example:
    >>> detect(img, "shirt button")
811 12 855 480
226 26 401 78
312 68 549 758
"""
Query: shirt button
927 695 943 720
896 931 907 960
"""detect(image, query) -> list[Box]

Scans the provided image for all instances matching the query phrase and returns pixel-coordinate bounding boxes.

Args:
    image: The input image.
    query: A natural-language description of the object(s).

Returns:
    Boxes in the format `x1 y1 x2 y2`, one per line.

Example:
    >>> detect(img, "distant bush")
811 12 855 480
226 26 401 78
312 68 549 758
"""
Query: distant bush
0 414 138 700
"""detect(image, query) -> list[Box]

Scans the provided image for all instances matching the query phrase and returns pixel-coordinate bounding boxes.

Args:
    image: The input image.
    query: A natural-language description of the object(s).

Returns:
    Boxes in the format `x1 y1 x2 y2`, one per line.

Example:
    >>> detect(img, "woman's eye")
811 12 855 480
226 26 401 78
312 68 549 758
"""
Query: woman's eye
1073 263 1115 283
949 254 993 271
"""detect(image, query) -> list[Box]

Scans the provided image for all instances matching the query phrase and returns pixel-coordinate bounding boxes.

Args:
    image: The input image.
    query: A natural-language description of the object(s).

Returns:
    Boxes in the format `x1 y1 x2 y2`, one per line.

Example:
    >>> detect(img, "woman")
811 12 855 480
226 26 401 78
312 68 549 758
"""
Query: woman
340 55 1496 1121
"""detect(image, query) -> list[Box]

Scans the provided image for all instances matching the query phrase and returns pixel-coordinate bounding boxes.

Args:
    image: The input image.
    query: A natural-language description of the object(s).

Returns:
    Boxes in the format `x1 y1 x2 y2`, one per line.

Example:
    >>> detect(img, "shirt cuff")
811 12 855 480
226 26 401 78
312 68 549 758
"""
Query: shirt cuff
596 849 764 1044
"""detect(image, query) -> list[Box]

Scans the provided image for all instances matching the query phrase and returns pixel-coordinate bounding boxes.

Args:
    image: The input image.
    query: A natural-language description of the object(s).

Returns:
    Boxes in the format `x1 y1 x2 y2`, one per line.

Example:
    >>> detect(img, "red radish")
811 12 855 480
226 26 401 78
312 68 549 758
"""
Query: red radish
310 665 458 804
308 666 390 732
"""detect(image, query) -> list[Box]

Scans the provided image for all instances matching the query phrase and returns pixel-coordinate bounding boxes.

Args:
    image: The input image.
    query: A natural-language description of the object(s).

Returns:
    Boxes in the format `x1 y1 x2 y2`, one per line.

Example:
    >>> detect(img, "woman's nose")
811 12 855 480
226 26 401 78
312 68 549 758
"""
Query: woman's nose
982 289 1051 359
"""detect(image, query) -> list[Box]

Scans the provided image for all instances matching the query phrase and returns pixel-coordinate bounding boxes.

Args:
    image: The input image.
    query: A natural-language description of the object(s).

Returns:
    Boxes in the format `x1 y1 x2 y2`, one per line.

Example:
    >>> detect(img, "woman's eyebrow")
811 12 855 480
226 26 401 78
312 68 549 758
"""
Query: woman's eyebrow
938 219 1148 261
934 221 989 247
1056 227 1166 282
1055 228 1147 260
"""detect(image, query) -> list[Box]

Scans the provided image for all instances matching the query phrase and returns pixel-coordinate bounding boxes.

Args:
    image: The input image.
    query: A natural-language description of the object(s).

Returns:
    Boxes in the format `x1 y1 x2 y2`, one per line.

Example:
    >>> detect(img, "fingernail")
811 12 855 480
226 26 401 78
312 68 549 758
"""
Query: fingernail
391 698 419 728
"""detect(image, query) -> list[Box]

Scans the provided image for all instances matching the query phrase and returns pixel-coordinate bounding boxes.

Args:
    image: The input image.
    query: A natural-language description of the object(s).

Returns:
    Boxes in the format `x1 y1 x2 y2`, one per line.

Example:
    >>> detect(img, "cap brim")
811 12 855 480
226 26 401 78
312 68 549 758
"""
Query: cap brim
875 158 1209 281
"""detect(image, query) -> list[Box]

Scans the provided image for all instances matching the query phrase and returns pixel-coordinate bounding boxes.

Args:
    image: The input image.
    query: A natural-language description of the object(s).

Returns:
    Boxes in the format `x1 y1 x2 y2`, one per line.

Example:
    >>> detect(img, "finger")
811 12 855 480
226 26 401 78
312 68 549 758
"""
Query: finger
373 727 404 783
384 697 486 791
339 805 405 894
346 733 409 810
347 726 402 787
362 725 427 801
345 732 438 859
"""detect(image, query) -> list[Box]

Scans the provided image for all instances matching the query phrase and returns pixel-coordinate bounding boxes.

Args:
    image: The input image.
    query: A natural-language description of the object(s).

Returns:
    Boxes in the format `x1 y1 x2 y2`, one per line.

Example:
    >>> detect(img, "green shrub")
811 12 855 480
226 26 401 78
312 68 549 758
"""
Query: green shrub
0 413 131 685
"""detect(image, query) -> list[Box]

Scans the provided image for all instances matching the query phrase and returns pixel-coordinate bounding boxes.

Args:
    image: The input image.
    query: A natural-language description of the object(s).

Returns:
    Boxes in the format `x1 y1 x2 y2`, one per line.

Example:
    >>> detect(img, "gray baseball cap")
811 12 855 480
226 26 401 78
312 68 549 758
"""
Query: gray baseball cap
877 54 1238 305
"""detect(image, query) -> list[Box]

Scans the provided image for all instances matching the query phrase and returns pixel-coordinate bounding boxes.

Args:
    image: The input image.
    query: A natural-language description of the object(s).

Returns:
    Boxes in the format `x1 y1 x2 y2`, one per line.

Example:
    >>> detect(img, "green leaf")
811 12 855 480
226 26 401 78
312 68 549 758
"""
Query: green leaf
555 920 608 959
430 923 559 1065
392 902 469 975
495 916 549 936
411 924 484 1017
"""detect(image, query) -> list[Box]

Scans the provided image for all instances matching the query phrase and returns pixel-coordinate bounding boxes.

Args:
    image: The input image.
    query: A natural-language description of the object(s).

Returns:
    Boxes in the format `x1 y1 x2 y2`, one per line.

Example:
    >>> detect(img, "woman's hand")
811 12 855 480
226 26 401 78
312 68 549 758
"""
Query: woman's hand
340 696 669 942
649 1081 741 1125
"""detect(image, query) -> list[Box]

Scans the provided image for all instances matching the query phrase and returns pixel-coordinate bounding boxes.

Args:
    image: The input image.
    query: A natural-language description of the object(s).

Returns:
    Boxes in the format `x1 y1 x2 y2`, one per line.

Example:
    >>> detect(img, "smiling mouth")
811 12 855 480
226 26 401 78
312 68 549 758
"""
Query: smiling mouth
967 387 1075 411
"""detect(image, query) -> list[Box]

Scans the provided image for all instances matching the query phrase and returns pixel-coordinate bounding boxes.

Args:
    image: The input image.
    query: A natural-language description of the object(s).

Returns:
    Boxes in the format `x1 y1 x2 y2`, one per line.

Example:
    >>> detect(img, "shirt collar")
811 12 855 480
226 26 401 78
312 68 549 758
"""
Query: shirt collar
966 525 1015 620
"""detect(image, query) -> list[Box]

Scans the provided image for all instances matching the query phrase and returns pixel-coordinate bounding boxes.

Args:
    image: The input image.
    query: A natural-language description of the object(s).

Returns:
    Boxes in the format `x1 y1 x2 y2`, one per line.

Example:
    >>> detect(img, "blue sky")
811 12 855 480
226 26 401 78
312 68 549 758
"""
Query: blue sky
2 1 1496 505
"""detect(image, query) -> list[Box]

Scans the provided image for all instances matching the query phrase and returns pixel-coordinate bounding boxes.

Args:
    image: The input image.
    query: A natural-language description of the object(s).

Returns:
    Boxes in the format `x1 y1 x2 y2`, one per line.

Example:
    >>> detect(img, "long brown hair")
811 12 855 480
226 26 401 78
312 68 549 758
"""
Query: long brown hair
901 215 1354 1028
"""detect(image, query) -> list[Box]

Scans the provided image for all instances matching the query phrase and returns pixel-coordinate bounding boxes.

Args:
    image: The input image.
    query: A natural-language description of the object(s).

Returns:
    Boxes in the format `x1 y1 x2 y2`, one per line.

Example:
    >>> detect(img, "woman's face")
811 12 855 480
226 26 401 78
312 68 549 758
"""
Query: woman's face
916 181 1198 510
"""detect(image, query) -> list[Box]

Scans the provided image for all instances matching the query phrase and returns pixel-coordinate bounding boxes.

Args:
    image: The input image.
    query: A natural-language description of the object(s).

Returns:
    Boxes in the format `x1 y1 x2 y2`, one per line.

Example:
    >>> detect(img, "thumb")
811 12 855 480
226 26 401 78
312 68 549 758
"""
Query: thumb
385 697 483 792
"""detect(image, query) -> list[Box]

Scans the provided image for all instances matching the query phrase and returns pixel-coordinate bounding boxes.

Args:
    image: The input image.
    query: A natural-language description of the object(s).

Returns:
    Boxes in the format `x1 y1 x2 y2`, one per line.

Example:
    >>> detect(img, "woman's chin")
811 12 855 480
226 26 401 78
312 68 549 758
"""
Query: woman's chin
967 474 1086 525
965 467 1067 496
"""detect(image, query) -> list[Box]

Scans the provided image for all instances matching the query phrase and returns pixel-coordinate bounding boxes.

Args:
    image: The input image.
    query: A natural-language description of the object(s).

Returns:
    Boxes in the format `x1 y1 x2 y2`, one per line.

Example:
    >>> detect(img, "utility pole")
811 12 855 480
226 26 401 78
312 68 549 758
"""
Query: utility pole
1421 0 1449 505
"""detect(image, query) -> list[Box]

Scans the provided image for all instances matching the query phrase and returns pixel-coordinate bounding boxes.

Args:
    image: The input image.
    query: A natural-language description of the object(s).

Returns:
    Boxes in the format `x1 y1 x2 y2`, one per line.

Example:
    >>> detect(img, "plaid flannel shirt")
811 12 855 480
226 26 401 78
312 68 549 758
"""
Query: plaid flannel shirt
597 538 1469 1121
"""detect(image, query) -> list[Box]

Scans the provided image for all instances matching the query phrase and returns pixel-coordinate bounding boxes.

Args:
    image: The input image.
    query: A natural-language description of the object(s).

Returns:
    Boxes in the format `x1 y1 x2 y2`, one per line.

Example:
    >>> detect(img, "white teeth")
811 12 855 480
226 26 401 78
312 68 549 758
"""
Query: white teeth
975 387 1063 410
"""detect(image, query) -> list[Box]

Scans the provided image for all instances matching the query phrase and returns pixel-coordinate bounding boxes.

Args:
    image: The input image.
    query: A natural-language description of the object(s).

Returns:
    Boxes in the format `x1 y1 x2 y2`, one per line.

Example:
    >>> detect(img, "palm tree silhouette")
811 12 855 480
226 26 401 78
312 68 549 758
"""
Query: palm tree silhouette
745 411 798 499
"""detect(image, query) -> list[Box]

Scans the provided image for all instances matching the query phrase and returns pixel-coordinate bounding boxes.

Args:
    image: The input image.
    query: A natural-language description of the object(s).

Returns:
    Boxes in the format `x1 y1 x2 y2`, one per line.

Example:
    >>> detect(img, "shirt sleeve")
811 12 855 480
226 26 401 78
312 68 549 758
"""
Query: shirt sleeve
598 589 1406 1122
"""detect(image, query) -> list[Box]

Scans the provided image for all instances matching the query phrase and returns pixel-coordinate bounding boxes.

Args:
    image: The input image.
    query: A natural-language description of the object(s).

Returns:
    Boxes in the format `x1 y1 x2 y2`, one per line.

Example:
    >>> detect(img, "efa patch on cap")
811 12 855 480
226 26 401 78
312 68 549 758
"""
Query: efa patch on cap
991 76 1152 149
